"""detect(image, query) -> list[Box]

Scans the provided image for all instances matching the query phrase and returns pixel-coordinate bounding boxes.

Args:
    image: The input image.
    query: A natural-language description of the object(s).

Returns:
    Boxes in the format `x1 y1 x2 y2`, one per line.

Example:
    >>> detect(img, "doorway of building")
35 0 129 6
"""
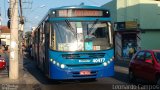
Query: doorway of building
122 33 137 59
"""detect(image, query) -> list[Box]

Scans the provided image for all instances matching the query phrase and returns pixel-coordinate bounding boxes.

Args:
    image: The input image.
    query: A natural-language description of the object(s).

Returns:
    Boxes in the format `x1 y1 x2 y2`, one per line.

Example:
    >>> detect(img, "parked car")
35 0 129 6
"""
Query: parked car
129 50 160 84
0 56 6 69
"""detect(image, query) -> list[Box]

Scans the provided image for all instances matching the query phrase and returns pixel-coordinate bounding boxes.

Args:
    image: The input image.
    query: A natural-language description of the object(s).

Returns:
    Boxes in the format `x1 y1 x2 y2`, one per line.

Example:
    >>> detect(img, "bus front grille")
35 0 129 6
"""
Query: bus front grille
62 53 105 59
66 63 101 67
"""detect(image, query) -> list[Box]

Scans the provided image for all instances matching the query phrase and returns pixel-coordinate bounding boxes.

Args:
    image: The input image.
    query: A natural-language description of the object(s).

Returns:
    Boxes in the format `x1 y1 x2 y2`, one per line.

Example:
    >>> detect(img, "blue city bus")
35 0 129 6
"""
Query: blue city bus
32 5 114 80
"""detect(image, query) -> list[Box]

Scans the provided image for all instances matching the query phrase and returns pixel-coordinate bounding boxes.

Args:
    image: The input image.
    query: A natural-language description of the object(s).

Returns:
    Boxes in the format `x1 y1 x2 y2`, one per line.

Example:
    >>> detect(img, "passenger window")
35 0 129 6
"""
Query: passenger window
136 51 145 61
154 52 160 63
145 52 153 64
145 52 152 60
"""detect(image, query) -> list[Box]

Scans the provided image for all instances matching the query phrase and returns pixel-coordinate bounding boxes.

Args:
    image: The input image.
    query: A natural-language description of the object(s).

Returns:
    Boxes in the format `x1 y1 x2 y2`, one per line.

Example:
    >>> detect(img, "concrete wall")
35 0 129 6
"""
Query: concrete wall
102 0 117 22
116 0 160 29
139 0 160 29
117 0 140 22
141 31 160 49
0 34 10 45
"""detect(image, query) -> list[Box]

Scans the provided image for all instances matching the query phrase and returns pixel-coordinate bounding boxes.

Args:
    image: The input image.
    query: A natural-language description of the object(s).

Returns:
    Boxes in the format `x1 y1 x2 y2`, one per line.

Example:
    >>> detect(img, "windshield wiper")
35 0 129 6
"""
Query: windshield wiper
88 19 99 34
65 20 77 38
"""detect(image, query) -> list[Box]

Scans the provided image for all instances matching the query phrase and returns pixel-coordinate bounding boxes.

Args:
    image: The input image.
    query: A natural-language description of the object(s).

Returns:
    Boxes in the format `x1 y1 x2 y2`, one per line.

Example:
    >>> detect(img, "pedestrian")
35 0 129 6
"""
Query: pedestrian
129 47 134 59
137 47 141 51
1 45 5 53
29 45 32 57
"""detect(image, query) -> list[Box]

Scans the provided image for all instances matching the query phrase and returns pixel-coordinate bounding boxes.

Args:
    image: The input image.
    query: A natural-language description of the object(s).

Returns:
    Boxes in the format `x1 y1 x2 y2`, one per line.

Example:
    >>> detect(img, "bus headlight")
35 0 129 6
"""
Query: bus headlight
110 58 113 61
108 61 110 64
50 59 53 62
51 60 66 69
60 64 65 69
103 62 108 66
53 61 56 64
57 62 60 66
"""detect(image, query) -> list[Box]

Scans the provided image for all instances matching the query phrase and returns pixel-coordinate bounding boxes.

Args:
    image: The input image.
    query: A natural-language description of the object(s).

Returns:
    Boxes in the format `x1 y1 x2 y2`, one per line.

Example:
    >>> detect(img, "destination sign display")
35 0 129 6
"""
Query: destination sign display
56 9 109 17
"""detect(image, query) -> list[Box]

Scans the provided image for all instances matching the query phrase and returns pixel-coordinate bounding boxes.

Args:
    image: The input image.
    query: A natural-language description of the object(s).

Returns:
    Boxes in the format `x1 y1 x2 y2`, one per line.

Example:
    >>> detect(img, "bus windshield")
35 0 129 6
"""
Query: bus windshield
51 21 112 51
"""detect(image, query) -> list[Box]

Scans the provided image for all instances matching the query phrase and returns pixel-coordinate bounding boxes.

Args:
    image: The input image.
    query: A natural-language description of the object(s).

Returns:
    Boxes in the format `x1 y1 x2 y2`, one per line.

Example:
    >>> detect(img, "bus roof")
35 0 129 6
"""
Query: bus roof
35 5 110 30
49 5 109 11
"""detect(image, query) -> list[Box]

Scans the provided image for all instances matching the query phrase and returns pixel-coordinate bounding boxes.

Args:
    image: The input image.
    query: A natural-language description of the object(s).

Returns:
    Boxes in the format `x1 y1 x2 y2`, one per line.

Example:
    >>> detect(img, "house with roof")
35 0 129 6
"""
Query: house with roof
0 26 10 46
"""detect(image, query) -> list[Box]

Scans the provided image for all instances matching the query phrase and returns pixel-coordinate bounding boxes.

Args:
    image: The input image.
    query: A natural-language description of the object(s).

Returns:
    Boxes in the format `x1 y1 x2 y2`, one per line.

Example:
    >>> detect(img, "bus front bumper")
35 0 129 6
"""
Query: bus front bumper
49 63 114 80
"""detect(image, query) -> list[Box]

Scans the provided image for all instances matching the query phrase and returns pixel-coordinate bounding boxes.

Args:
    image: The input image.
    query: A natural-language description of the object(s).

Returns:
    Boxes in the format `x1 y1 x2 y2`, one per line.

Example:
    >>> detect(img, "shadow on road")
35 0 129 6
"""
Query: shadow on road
112 71 129 84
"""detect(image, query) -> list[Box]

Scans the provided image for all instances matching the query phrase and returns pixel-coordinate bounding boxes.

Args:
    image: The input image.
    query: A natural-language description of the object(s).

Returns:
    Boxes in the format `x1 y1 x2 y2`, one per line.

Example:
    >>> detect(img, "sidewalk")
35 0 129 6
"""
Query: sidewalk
0 52 41 90
114 59 130 68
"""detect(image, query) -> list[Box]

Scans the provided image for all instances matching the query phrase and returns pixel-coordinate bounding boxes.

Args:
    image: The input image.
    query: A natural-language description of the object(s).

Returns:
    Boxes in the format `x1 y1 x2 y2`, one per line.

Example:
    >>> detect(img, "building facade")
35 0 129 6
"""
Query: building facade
102 0 160 49
0 26 10 46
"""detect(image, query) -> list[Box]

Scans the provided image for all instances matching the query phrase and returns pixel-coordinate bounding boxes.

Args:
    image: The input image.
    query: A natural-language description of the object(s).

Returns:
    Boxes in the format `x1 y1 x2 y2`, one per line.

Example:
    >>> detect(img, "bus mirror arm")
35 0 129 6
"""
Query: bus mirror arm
108 22 113 45
45 20 49 23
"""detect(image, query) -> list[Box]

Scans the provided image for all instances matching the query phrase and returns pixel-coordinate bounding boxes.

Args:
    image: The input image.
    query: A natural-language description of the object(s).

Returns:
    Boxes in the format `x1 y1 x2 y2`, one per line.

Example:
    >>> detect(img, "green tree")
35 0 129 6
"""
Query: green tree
25 31 32 48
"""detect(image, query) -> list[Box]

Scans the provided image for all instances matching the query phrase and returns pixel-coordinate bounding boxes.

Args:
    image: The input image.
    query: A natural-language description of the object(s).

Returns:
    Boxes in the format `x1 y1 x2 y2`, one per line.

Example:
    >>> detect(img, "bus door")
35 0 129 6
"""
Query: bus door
35 29 40 66
44 22 50 76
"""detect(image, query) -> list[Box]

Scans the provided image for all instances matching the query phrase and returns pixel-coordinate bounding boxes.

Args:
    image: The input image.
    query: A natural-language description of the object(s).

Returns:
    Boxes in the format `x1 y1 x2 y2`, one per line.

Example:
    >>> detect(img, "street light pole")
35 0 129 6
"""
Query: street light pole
9 0 19 79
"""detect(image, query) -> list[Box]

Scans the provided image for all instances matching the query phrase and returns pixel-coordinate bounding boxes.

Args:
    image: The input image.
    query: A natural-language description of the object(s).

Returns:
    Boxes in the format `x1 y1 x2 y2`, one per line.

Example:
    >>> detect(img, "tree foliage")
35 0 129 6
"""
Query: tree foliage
25 31 32 38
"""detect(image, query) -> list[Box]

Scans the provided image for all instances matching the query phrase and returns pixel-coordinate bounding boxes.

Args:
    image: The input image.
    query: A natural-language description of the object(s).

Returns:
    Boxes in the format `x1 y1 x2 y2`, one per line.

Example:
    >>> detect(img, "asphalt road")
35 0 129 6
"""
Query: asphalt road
1 53 159 90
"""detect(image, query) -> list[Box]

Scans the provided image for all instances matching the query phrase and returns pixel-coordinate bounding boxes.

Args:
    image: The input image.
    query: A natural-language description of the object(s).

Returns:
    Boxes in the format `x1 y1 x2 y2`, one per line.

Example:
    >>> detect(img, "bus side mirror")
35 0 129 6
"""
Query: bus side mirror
108 22 113 45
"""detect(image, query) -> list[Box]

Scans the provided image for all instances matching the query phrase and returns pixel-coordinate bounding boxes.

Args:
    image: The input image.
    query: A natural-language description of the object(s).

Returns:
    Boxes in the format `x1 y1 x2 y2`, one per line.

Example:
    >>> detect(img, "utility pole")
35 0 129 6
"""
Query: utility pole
18 0 25 78
9 0 19 79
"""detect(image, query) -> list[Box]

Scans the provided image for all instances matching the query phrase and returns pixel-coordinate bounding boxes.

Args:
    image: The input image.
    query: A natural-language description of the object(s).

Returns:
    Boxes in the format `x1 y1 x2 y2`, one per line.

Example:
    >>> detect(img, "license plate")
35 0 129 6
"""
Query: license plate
80 70 91 75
